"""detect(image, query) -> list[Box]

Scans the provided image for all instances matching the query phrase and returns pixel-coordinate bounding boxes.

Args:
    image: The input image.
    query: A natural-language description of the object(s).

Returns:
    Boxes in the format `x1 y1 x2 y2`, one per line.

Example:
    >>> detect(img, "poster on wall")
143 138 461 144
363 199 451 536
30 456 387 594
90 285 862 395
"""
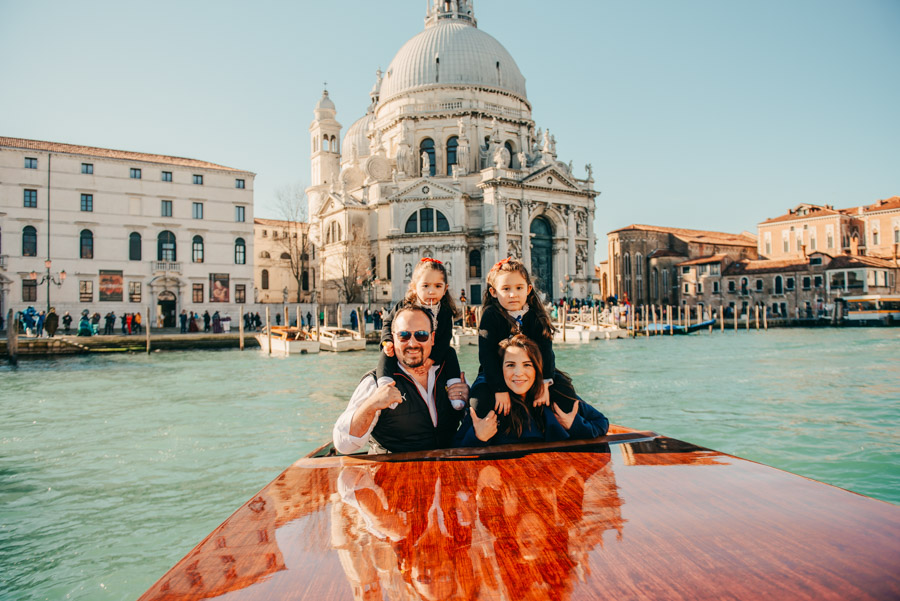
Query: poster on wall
210 273 230 303
99 270 123 302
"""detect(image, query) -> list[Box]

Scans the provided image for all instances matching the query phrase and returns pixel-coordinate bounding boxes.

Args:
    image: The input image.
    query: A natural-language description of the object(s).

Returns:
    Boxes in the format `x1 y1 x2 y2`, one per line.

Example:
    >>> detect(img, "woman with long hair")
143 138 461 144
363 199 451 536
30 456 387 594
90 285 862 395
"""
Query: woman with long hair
454 335 608 446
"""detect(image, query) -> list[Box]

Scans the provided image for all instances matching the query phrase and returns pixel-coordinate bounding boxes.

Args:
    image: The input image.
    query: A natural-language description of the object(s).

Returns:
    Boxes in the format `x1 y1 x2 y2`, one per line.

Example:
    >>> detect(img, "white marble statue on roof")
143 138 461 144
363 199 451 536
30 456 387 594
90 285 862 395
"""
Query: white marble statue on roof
306 1 600 304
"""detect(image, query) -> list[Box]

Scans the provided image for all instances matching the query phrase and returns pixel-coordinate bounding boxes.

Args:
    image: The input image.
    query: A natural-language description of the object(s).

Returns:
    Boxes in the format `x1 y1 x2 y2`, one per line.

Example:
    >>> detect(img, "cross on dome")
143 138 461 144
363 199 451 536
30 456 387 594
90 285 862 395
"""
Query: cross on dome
425 0 477 28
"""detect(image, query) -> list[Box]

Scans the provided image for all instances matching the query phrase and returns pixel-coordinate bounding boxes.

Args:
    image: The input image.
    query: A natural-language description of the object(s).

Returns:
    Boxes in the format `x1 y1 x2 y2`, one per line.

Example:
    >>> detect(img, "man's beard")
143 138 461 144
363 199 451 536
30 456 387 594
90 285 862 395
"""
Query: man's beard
399 346 425 369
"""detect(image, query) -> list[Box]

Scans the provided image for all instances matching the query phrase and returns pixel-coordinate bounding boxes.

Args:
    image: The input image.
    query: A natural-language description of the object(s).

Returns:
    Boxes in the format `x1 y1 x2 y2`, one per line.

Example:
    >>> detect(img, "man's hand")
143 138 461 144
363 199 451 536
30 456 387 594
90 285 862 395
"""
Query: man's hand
552 400 580 431
494 392 511 416
367 381 402 411
447 371 470 406
382 341 395 357
471 407 498 442
534 383 550 407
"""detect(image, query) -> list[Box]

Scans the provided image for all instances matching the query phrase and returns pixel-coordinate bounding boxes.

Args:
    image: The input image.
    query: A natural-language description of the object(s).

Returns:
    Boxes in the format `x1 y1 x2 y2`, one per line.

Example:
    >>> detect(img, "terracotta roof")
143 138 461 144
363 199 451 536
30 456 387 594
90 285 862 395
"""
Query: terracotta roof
759 204 844 225
647 249 687 259
862 196 900 213
609 224 756 247
677 254 728 267
827 254 898 269
0 136 251 173
724 258 814 275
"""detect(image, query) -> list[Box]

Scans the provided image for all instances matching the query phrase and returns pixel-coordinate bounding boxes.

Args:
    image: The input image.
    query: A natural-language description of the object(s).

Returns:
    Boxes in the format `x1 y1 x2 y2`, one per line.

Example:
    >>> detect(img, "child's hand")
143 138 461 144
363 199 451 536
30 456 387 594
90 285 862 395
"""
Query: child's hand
382 341 394 357
471 408 498 442
552 400 580 431
534 384 551 408
494 392 511 416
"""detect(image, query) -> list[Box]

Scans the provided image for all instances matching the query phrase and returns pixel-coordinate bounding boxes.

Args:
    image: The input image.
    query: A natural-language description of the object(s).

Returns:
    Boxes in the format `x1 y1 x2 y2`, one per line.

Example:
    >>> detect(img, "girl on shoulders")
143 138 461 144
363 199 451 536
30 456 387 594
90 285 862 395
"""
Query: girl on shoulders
378 258 464 407
470 258 580 419
455 335 608 446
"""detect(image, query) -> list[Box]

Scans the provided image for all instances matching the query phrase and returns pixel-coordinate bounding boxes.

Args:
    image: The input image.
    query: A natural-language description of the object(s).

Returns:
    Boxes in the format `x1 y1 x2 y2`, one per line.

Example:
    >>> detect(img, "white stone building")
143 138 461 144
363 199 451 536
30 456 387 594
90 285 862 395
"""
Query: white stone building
0 137 255 326
307 1 598 305
253 218 315 304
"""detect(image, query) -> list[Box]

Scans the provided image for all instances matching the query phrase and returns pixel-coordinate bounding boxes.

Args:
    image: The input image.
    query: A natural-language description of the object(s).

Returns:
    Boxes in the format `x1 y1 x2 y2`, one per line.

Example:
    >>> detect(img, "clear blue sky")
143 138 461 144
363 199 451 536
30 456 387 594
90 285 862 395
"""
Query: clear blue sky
2 0 898 261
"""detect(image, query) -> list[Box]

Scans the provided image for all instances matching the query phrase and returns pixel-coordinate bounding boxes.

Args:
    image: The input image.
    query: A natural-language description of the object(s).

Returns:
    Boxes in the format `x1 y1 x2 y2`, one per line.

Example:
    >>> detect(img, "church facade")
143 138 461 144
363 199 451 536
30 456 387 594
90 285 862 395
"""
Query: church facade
307 1 598 305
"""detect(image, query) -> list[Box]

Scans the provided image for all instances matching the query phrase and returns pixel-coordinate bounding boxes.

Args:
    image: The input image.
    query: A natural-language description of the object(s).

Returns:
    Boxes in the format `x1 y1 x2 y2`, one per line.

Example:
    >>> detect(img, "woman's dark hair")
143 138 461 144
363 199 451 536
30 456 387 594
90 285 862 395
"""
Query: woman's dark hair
497 335 545 437
403 258 461 319
481 258 554 338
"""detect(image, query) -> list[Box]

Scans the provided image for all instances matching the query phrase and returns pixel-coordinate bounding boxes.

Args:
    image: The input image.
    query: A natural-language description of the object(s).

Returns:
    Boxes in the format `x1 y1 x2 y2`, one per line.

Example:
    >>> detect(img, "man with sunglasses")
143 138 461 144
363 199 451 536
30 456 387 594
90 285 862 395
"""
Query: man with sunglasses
333 305 469 454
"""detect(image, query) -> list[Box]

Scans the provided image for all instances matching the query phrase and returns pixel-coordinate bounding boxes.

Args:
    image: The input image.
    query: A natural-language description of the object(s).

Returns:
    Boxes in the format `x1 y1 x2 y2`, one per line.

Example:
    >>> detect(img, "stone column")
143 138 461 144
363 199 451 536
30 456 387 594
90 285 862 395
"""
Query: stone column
522 200 532 268
566 206 576 278
587 205 596 283
452 243 466 298
497 192 507 260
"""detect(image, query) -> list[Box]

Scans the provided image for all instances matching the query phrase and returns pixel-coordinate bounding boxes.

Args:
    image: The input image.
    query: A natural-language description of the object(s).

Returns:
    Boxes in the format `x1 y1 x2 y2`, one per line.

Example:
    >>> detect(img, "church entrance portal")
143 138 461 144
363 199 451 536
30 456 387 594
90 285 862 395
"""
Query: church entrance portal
530 217 553 298
157 291 177 328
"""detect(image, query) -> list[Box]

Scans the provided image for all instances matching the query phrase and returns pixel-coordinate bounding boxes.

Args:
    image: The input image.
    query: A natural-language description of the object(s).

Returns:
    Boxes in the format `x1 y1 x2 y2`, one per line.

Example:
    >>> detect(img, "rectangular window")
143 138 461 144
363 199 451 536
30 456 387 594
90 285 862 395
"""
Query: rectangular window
161 200 172 217
130 168 142 179
235 284 246 304
683 283 690 294
23 279 37 301
193 174 203 185
756 279 763 291
162 171 172 182
25 157 38 169
713 281 720 293
783 237 789 253
192 283 204 303
80 280 93 302
728 280 735 292
802 277 811 290
815 275 823 288
765 240 772 255
24 189 37 207
81 163 93 174
81 193 93 212
129 281 142 303
786 277 795 290
681 266 690 275
810 235 817 251
235 205 245 222
698 264 708 275
192 202 203 219
696 282 703 294
809 257 823 266
235 179 245 189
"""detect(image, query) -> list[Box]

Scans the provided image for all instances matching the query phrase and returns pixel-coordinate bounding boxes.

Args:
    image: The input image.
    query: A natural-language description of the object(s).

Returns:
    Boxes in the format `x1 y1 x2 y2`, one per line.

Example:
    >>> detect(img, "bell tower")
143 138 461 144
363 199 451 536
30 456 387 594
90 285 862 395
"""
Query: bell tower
309 89 341 189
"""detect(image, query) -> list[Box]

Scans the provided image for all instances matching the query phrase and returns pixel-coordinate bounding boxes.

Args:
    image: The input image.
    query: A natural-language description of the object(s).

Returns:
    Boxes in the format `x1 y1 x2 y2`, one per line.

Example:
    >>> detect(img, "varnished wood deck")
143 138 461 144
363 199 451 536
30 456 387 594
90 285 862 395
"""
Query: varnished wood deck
138 428 900 600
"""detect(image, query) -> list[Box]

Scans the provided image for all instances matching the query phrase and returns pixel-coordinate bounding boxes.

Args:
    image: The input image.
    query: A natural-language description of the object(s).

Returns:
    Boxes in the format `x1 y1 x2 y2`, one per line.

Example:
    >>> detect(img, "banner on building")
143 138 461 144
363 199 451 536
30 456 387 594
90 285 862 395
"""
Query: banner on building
210 273 230 303
99 270 123 302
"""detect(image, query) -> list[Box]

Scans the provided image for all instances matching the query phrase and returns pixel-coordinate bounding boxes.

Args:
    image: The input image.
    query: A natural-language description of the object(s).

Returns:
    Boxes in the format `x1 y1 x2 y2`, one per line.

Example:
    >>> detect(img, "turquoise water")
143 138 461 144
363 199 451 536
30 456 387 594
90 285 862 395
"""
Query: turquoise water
1 328 898 601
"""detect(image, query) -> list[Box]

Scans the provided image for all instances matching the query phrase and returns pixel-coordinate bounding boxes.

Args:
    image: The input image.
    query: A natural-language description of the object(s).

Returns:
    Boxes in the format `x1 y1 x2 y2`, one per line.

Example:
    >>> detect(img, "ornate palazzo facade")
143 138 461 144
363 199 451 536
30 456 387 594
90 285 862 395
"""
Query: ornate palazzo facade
307 1 598 304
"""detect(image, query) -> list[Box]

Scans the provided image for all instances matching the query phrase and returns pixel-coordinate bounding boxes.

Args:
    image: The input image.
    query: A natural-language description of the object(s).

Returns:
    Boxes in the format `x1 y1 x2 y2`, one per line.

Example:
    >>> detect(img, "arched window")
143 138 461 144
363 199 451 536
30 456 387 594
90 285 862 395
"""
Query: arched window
420 138 435 176
652 268 659 299
623 253 631 276
504 141 515 167
469 249 482 278
261 269 269 290
302 270 309 291
446 136 458 172
234 238 246 264
280 252 290 260
157 231 176 262
192 235 204 263
774 275 784 294
129 232 141 261
405 208 450 233
260 250 270 258
80 229 93 259
386 253 392 279
740 277 749 295
635 254 642 276
22 226 37 257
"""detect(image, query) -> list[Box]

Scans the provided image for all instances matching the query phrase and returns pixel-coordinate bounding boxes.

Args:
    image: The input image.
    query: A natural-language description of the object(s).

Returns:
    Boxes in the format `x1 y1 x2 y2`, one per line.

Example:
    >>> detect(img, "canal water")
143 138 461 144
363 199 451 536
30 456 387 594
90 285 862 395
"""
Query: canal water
1 328 898 601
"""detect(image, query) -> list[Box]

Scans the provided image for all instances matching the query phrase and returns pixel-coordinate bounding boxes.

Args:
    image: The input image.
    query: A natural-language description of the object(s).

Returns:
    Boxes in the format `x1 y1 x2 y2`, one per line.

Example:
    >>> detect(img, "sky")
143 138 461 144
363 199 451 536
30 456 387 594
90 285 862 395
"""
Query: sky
1 0 898 262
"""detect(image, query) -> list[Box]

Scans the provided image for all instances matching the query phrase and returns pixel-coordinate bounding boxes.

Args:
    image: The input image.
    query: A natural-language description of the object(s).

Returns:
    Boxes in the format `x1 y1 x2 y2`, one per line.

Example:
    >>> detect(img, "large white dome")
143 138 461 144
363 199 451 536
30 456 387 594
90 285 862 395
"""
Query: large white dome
379 21 527 103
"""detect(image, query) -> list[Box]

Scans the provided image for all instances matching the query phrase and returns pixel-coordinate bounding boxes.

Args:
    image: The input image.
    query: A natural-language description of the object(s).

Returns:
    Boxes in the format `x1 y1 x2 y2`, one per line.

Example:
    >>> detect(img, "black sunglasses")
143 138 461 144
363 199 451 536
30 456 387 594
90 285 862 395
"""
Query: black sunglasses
395 330 430 343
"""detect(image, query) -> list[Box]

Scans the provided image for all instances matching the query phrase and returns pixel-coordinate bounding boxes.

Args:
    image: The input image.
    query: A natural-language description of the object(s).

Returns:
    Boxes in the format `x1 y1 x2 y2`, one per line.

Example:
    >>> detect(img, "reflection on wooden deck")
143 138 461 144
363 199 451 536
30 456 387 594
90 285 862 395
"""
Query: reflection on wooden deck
139 430 900 601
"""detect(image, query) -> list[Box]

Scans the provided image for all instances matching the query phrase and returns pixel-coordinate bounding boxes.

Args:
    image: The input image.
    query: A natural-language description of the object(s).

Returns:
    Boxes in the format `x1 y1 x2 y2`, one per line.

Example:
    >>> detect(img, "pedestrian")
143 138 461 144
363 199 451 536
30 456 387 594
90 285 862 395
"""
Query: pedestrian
275 313 281 326
306 311 313 331
122 313 129 334
134 312 142 334
44 308 59 338
126 313 133 335
212 310 222 333
91 312 101 335
62 311 72 334
350 307 358 330
180 310 188 333
203 310 211 332
36 311 46 337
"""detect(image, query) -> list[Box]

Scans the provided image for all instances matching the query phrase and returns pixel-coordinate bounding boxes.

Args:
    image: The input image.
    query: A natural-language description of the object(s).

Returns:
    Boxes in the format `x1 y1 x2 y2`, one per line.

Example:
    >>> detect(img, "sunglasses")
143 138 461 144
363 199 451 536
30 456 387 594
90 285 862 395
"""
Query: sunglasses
395 330 430 343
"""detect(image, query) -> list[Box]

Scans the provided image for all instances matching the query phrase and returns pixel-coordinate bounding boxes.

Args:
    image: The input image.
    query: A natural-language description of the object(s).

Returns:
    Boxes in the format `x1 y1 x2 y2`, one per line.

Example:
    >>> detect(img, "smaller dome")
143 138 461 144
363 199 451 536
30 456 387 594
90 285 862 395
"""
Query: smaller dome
342 111 374 163
316 89 335 111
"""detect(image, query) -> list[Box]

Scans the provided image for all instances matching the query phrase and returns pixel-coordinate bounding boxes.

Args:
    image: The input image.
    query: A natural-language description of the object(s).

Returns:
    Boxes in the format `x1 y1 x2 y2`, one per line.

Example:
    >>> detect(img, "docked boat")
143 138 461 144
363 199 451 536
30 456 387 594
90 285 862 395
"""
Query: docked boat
645 318 716 334
451 325 478 347
841 294 900 325
255 326 320 355
137 427 900 601
554 323 627 343
315 327 367 352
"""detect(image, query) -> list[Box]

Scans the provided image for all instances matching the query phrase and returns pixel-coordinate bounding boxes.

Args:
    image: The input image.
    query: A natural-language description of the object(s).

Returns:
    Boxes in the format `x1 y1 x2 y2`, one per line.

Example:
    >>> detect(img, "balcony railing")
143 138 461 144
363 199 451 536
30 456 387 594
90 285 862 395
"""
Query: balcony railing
151 261 182 273
399 99 525 119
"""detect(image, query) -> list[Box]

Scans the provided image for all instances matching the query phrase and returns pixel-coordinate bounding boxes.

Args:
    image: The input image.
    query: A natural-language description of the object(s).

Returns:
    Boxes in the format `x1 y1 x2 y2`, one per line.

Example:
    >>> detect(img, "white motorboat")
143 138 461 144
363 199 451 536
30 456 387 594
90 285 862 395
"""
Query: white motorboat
451 326 478 347
256 326 320 355
315 327 367 352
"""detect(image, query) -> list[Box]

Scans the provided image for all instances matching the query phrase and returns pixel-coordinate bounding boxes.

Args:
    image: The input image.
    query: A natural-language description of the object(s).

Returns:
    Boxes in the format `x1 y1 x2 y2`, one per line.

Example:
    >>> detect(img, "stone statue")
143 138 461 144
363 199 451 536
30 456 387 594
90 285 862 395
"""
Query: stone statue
517 151 527 170
534 128 543 153
542 129 551 153
421 151 430 175
550 133 557 155
404 263 412 279
493 145 510 169
576 211 587 237
507 204 521 232
585 163 593 180
567 160 573 174
457 117 466 136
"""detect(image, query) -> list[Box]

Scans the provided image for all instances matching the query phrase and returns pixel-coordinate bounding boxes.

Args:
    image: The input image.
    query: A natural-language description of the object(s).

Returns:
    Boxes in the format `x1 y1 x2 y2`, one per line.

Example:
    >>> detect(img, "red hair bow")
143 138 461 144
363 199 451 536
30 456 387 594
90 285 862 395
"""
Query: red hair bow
494 257 512 269
420 257 443 264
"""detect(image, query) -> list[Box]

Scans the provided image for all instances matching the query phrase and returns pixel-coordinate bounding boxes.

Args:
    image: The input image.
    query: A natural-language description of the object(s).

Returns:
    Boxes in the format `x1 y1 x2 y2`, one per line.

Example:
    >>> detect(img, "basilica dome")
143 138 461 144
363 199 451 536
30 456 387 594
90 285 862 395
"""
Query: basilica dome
378 20 527 103
342 110 374 163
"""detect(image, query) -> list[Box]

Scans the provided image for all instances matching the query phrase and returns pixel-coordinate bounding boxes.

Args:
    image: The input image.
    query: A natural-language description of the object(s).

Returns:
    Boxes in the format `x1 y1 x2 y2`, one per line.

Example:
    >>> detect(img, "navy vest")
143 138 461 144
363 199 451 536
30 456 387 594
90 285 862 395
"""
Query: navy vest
367 364 462 453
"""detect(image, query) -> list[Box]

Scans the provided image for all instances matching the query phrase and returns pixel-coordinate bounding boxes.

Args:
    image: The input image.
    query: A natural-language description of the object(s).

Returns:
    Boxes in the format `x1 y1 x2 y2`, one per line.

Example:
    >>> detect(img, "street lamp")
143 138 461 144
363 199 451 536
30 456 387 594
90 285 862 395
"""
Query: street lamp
30 259 66 313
